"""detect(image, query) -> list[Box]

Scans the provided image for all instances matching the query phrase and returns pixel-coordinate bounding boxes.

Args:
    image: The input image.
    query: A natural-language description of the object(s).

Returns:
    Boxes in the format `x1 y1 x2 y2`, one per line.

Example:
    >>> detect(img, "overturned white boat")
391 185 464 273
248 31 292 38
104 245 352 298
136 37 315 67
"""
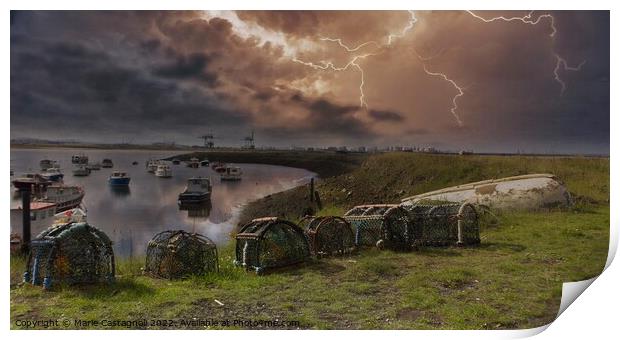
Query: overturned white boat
401 174 572 211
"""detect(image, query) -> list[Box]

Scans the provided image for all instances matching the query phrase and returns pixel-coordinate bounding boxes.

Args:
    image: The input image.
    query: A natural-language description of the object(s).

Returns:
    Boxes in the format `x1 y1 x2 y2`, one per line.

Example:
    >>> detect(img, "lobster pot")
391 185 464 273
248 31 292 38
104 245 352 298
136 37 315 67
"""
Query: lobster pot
235 217 310 274
24 222 115 289
300 216 355 256
343 205 412 251
145 230 218 279
403 203 480 246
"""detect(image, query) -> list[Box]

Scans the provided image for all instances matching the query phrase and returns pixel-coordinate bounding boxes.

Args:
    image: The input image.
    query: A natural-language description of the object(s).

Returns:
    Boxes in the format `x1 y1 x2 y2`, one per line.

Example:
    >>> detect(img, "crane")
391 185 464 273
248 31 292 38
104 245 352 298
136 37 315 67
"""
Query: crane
198 134 215 148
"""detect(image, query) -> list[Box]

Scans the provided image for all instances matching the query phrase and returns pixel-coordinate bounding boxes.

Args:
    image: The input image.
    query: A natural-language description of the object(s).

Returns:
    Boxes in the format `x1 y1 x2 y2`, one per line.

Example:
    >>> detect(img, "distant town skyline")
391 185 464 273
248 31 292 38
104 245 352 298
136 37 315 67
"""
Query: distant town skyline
10 11 609 154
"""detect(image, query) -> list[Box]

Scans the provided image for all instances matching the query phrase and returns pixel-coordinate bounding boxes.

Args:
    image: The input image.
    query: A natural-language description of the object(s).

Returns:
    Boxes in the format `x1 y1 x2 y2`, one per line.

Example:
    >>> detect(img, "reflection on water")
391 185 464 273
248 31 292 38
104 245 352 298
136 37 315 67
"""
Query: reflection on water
109 185 131 197
179 201 212 219
10 148 315 257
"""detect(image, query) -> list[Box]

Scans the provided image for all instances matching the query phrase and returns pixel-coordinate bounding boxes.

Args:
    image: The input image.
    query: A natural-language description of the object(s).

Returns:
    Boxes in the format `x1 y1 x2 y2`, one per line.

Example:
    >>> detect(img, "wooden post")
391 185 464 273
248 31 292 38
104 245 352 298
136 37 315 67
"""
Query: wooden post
21 188 31 254
309 178 315 203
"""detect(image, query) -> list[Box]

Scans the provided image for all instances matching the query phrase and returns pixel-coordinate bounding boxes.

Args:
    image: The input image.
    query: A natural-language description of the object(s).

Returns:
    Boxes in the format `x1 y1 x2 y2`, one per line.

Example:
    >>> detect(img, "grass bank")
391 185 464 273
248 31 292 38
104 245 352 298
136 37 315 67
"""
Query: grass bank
10 152 609 330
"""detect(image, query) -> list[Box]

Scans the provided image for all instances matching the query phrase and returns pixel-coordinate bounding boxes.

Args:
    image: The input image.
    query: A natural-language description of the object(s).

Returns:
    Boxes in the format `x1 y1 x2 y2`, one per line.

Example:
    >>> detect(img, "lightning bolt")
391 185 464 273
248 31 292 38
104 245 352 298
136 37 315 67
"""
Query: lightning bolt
554 54 586 95
416 53 465 127
292 52 376 108
293 10 418 111
466 10 556 37
467 10 585 95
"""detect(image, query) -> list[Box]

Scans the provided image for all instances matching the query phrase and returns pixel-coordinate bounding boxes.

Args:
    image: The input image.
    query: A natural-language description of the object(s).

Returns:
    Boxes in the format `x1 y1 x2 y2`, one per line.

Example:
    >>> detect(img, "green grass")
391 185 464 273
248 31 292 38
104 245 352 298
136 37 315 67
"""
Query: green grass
10 153 609 329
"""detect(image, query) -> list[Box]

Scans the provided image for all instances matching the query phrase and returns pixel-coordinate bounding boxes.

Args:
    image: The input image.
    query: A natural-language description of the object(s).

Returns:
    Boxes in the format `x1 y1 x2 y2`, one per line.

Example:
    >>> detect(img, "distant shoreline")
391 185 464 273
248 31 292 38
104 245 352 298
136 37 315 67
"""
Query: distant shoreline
10 143 609 158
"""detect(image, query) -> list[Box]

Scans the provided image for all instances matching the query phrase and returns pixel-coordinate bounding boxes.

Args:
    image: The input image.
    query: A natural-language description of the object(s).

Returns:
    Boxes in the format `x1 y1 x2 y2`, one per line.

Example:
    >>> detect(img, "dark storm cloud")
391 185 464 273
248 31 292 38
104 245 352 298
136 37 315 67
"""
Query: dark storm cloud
10 10 609 152
152 52 219 87
368 109 404 122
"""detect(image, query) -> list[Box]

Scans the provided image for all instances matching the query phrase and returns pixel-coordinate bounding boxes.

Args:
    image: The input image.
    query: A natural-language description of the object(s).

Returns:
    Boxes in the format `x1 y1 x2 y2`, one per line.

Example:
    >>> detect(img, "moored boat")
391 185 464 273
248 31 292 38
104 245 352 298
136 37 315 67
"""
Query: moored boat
37 184 84 212
186 157 200 168
86 162 101 170
40 159 59 171
109 171 131 186
220 165 242 181
146 159 162 173
40 167 65 182
101 159 114 168
211 161 224 170
72 165 91 176
12 173 51 191
172 158 181 165
155 164 172 178
71 154 88 164
10 202 58 239
178 177 212 204
200 159 210 167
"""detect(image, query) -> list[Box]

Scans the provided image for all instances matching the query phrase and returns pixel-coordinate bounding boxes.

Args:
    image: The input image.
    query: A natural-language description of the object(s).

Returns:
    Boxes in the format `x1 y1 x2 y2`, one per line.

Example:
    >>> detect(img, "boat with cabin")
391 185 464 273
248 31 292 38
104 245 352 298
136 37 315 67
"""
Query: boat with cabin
178 177 212 204
36 184 84 212
200 159 210 167
10 202 58 240
12 173 51 191
109 171 131 186
172 158 181 165
10 205 87 251
155 164 172 178
40 159 59 171
146 159 163 173
220 165 242 181
86 162 101 170
187 157 200 168
71 154 88 164
212 162 226 173
72 165 91 176
40 167 64 182
101 159 114 168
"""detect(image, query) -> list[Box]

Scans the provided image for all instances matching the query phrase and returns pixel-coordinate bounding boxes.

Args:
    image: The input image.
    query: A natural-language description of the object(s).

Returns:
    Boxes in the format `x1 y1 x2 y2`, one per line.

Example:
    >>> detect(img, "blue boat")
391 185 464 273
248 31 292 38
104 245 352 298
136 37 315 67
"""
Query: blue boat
108 171 131 186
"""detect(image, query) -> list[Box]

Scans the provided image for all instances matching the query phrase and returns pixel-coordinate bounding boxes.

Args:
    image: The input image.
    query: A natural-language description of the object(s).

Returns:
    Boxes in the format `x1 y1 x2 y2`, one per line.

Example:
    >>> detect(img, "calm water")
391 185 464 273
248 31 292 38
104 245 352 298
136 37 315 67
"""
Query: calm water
10 148 315 257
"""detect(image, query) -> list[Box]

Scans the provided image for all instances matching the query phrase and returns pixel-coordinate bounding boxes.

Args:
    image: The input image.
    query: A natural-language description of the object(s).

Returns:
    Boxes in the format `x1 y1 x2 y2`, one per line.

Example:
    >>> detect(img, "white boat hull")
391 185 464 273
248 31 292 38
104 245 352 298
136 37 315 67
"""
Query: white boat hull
401 174 572 211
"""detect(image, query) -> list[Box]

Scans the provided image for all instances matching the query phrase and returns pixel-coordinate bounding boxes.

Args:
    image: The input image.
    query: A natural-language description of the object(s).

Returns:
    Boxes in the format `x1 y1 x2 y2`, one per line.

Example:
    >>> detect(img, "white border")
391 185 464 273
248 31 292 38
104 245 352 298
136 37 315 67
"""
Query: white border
2 1 616 339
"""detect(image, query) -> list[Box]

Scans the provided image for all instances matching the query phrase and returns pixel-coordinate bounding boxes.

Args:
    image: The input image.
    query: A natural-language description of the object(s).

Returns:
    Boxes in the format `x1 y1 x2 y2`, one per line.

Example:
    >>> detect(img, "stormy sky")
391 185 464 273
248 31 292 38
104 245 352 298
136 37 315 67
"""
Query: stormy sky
10 10 609 153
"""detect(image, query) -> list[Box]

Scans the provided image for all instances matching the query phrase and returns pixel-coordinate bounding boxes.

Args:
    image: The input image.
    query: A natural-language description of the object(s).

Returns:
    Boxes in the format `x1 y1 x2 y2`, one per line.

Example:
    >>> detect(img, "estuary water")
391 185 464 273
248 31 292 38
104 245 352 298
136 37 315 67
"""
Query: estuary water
10 148 315 257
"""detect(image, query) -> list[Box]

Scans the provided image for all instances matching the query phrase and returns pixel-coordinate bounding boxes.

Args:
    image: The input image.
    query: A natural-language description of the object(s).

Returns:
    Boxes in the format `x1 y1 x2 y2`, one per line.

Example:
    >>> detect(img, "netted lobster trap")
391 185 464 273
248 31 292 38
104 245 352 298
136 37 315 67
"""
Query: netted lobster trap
299 216 355 257
145 230 219 279
234 217 310 274
402 202 480 246
24 222 115 289
343 204 413 251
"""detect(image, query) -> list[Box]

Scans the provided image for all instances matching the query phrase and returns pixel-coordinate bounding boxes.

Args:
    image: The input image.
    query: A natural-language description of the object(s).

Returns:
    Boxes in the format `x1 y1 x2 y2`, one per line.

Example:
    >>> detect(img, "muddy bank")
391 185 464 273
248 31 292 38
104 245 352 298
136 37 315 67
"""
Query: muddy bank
173 151 609 227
